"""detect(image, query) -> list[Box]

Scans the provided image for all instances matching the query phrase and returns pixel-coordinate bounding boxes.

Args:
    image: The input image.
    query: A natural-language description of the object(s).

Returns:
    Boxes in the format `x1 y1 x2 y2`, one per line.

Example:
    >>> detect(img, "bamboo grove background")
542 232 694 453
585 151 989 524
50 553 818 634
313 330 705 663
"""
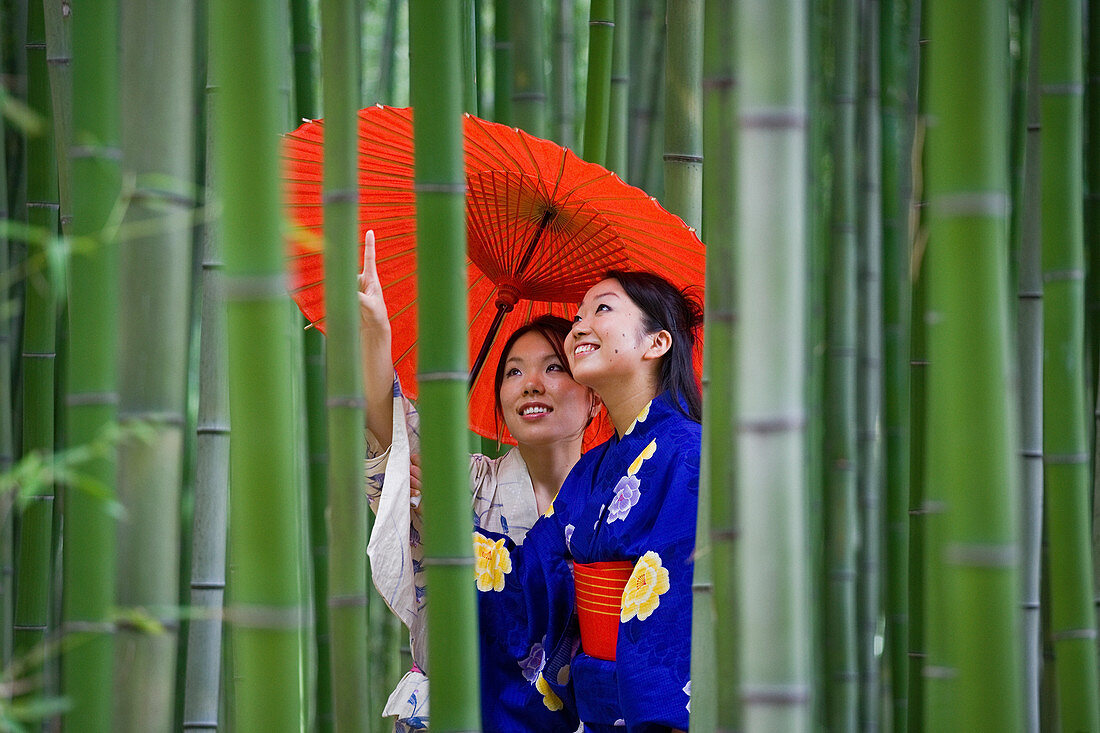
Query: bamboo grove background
0 0 1093 731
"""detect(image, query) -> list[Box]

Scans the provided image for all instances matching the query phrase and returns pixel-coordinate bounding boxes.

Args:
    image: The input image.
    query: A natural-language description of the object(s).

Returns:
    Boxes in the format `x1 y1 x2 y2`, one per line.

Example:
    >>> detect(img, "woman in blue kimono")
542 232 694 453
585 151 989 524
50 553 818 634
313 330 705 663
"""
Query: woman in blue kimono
476 270 702 732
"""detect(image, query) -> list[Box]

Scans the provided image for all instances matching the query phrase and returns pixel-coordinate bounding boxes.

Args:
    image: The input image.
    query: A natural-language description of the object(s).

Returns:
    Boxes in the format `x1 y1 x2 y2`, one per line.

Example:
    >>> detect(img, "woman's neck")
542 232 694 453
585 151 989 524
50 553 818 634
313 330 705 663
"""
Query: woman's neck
594 373 661 437
517 437 584 514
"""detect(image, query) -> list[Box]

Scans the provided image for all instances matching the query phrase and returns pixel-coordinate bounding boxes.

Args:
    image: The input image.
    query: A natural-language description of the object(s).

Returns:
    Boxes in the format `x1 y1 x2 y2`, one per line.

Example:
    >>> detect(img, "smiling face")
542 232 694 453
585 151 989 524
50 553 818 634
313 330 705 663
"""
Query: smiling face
497 330 596 447
565 278 655 389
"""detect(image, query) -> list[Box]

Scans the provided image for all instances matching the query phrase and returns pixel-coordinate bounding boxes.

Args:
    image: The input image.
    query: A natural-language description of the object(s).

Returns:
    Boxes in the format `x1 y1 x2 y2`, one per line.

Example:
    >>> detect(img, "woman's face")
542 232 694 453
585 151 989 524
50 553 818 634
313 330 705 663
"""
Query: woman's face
498 330 595 447
565 277 650 387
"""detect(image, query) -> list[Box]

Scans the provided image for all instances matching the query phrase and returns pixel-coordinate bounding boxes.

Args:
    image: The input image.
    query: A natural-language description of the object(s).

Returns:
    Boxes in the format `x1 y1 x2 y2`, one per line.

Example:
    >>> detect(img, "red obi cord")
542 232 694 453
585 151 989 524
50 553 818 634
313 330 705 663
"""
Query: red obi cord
573 560 633 661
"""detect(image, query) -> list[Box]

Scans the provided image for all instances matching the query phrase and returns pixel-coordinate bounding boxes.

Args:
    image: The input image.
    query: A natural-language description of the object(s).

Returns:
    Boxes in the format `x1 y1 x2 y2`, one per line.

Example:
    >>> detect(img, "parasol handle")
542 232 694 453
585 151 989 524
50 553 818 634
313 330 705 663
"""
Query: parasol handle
469 301 514 391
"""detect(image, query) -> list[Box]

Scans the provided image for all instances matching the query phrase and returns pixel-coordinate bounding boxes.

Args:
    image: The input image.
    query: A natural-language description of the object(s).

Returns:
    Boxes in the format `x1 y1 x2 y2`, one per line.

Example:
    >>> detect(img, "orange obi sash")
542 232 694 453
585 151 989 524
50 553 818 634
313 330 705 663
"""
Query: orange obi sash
574 560 633 661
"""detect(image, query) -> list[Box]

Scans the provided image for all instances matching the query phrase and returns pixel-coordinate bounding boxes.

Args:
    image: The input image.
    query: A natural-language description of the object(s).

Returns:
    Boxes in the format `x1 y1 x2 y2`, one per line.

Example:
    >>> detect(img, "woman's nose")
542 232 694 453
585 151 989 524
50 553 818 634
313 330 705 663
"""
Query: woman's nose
523 376 543 395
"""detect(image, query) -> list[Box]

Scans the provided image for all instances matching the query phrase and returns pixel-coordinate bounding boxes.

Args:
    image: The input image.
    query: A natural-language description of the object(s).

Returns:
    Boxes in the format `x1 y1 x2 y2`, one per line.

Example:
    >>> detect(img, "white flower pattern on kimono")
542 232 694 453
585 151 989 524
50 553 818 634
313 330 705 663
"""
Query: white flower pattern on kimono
564 523 575 551
606 474 641 523
684 680 691 711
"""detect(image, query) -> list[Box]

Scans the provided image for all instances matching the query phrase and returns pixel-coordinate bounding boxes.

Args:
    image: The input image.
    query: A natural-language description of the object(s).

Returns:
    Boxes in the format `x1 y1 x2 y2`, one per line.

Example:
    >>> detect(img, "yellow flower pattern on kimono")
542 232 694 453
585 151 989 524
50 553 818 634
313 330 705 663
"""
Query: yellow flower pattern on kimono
624 400 652 436
620 550 671 622
536 672 563 711
627 439 658 476
474 533 512 592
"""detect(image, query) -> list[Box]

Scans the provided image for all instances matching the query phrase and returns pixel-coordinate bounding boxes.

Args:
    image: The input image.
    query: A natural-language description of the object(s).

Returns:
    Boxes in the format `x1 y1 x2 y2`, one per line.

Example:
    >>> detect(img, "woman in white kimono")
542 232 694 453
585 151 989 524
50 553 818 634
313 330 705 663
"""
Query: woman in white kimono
358 231 601 731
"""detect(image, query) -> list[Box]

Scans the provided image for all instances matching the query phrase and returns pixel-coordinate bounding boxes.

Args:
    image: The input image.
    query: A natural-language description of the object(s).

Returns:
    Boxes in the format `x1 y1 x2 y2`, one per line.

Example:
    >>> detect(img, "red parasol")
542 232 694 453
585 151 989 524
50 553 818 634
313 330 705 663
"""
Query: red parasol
282 105 705 447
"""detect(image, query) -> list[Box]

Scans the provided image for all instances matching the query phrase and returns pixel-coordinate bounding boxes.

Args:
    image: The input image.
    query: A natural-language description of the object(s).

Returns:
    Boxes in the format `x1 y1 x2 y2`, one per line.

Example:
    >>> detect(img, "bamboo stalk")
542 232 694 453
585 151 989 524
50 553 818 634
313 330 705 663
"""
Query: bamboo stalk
856 3 884 729
823 0 859 727
43 0 71 234
663 0 702 232
922 0 1024 728
291 0 318 120
409 1 479 728
320 0 371 728
735 1 812 730
62 0 122 727
699 0 737 728
1087 0 1100 666
510 0 547 137
1039 0 1100 727
582 0 613 165
551 0 575 148
878 0 915 727
1014 2 1043 729
605 0 630 177
492 0 513 124
14 0 59 698
181 11 230 728
114 2 196 728
628 0 665 190
211 0 306 726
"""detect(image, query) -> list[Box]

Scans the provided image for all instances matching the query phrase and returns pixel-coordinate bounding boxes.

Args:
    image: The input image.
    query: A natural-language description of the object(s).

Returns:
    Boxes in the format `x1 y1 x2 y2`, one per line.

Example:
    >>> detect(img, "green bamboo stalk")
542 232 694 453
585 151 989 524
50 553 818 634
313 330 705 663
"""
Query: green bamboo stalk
551 0 575 148
1039 0 1100 727
291 0 319 120
376 0 401 105
1087 0 1100 660
922 0 1024 728
0 7 13 677
62 0 122 728
289 2 332 729
493 0 513 124
409 1 478 728
1014 2 1043 729
211 0 305 727
43 0 72 235
735 1 812 730
627 0 657 185
662 0 702 233
605 0 630 177
320 0 371 729
699 0 737 728
582 0 613 165
856 3 884 728
510 0 547 137
878 0 914 727
114 2 195 728
643 2 667 202
806 1 831 726
14 0 59 694
823 0 859 726
462 0 478 113
180 11 230 727
906 10 929 729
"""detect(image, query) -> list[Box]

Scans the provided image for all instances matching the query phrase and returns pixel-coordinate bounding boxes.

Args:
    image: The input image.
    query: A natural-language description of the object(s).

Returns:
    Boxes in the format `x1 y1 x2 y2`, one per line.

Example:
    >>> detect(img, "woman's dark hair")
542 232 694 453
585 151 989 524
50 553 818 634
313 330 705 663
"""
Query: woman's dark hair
492 314 577 426
603 269 703 422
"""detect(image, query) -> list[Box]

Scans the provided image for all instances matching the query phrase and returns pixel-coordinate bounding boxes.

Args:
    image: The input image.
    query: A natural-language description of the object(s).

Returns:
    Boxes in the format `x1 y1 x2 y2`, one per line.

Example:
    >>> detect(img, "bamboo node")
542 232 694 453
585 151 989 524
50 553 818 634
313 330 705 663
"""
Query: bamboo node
1051 628 1097 642
739 684 811 705
945 542 1017 568
921 665 957 679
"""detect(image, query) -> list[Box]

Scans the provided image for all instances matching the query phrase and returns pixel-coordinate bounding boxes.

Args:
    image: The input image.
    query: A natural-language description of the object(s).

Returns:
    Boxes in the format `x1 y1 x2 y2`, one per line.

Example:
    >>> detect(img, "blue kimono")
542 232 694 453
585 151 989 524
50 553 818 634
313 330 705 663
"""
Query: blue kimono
476 392 701 732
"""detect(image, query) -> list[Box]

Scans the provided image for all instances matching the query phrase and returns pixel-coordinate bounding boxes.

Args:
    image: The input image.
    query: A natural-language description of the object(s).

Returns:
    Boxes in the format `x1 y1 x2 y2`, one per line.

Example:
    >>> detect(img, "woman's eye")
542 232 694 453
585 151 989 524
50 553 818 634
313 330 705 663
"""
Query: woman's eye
572 314 582 323
596 303 610 312
547 363 564 372
506 367 521 377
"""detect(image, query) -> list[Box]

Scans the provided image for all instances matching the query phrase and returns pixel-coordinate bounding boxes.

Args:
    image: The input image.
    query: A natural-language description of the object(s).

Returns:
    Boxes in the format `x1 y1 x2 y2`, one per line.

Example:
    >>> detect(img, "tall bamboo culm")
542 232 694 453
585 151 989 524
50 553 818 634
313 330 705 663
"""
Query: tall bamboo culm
492 0 513 124
582 0 613 166
409 0 479 729
551 0 575 148
1086 0 1100 656
510 0 547 137
211 0 305 727
878 0 914 727
320 0 371 729
856 2 884 728
663 0 703 232
1014 3 1044 728
62 0 122 727
628 0 665 191
735 0 812 730
114 1 195 728
605 0 630 177
823 0 859 726
699 0 738 728
0 33 11 678
44 0 73 231
922 0 1024 728
14 0 58 699
1039 0 1100 728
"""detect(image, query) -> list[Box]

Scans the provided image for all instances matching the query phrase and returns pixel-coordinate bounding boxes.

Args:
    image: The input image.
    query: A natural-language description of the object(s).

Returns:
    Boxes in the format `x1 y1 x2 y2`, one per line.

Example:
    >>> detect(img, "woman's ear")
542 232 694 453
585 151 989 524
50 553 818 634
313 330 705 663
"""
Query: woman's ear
642 330 673 361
